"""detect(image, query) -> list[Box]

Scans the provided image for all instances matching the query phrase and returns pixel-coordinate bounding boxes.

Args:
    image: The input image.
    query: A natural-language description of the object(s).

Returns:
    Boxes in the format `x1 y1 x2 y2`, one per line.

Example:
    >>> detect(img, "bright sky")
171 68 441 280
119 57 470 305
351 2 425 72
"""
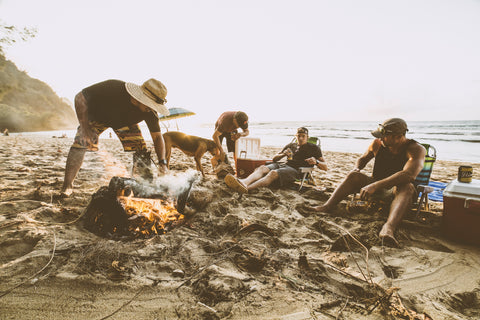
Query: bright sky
2 0 480 123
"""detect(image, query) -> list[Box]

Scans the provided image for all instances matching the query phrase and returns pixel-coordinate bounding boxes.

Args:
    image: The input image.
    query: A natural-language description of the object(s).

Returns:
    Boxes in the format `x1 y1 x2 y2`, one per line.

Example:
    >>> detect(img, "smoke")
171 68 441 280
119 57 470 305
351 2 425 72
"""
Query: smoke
131 169 202 200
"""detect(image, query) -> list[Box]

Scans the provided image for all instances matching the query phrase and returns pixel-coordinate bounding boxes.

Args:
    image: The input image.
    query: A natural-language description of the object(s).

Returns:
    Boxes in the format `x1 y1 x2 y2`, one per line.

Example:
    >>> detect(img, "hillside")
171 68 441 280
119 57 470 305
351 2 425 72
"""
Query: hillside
0 53 77 132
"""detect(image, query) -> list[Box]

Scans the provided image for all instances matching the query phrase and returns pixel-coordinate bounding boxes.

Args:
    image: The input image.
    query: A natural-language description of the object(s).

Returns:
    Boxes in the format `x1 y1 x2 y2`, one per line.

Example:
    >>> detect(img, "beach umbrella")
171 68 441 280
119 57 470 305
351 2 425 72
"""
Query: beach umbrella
158 107 196 131
158 107 195 121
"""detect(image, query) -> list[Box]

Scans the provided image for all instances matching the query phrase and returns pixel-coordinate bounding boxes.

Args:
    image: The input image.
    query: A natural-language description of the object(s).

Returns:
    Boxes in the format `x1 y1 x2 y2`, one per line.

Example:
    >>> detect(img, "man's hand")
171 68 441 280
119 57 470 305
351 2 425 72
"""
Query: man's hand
359 182 379 200
158 163 168 175
305 157 317 165
231 132 242 141
283 148 293 160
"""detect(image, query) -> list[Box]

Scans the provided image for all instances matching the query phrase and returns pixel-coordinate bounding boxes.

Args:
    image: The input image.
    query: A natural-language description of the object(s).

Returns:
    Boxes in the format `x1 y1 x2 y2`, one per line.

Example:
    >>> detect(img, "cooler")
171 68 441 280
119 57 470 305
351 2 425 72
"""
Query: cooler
442 179 480 246
235 137 269 178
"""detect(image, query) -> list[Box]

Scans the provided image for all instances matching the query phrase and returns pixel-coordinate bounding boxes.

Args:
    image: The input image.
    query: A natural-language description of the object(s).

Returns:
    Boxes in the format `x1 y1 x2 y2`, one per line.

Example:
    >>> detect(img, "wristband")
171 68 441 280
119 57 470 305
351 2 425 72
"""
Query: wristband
159 159 167 165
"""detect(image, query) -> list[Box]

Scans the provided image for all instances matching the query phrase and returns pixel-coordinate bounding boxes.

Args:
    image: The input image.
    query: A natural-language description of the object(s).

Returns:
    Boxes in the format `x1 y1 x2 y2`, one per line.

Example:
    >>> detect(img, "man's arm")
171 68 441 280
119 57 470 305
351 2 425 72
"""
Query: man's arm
353 140 377 172
240 128 249 137
74 92 96 145
232 128 250 141
151 131 167 174
272 151 287 162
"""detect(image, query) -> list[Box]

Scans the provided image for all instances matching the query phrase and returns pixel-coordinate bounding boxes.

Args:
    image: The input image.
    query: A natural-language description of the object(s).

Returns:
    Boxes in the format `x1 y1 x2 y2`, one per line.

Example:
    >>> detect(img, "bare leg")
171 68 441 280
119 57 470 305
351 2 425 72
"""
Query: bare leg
61 147 86 196
379 183 415 243
246 170 279 191
240 165 270 187
313 171 371 212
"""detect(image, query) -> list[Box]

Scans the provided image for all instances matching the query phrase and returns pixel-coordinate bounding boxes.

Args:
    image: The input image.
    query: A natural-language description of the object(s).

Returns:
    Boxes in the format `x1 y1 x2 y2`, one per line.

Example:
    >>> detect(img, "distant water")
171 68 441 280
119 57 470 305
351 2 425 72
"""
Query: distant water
12 120 480 163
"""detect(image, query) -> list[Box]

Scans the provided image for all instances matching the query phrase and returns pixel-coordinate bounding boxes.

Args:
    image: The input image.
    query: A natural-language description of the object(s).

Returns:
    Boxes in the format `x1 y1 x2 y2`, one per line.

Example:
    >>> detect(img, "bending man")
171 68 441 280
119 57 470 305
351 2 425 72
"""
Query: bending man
60 78 170 197
212 111 249 164
225 127 327 193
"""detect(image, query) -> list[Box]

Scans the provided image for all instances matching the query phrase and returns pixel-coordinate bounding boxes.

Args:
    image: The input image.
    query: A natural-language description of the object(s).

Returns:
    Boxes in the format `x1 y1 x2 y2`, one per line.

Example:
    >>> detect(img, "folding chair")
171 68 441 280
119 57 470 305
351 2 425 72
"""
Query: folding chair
297 136 321 191
414 143 437 213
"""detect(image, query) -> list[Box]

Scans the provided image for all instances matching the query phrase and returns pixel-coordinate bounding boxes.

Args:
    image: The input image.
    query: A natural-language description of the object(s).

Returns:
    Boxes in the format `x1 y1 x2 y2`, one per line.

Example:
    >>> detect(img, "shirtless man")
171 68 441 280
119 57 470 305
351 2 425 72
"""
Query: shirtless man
310 118 425 245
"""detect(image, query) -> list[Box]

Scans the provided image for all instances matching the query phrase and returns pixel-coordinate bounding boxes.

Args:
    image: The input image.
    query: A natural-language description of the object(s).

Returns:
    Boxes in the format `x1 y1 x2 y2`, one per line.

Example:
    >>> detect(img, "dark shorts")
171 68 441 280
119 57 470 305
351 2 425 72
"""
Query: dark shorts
72 121 146 152
266 162 300 187
219 131 237 153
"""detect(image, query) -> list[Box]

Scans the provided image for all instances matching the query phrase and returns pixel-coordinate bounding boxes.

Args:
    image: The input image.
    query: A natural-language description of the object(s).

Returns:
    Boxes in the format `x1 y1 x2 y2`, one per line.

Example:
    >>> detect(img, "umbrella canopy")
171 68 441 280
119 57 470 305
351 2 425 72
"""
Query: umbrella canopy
158 107 195 121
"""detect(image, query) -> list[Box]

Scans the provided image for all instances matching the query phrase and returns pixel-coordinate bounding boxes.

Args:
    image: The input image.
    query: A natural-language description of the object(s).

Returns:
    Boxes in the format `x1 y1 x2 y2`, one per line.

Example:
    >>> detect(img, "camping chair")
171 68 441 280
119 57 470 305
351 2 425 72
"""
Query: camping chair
297 136 321 191
413 143 437 213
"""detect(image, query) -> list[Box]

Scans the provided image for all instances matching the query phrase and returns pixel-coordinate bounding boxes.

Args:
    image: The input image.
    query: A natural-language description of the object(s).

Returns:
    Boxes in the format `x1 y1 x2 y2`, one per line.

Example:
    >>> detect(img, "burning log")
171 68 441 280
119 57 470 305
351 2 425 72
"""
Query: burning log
83 176 195 239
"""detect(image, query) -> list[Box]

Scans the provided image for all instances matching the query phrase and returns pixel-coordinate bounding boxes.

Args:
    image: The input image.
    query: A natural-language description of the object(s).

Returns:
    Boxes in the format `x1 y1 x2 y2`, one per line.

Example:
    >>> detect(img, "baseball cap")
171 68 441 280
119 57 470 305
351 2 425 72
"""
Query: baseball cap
297 127 309 135
234 111 249 130
371 118 408 138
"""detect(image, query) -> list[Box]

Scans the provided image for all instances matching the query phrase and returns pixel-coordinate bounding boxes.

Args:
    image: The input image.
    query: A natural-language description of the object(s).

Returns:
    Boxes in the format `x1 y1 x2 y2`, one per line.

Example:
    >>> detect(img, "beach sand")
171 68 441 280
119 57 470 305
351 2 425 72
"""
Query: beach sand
1 135 480 320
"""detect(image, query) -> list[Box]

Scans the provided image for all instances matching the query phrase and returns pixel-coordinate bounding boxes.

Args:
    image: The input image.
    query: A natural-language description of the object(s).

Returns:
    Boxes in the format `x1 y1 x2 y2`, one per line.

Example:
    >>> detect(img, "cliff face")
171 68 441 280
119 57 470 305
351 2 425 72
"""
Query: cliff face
0 54 77 132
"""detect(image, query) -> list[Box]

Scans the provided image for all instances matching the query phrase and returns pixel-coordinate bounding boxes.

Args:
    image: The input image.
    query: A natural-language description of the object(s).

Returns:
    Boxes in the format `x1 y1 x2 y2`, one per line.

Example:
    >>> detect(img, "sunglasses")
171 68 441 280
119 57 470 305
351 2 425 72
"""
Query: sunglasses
377 124 394 135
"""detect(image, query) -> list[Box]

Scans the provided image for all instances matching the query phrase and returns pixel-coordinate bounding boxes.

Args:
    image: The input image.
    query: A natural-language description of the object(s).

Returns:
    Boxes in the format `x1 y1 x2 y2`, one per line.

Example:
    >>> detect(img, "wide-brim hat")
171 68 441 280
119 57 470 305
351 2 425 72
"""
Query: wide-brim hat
371 118 408 138
125 78 170 116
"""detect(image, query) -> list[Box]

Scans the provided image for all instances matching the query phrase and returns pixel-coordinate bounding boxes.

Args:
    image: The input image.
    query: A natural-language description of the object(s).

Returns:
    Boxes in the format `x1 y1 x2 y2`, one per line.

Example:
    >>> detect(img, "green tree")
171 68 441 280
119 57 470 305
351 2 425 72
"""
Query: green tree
0 20 37 54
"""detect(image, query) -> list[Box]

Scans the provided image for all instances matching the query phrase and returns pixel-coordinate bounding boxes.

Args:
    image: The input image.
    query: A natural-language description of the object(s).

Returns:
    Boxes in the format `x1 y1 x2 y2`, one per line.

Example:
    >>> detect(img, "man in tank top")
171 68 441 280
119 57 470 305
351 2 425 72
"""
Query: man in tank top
308 118 426 246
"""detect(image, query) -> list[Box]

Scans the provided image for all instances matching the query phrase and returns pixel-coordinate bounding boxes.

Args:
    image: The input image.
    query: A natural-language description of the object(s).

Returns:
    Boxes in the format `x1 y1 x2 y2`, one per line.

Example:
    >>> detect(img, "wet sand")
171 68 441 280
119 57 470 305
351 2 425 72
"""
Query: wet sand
1 135 480 319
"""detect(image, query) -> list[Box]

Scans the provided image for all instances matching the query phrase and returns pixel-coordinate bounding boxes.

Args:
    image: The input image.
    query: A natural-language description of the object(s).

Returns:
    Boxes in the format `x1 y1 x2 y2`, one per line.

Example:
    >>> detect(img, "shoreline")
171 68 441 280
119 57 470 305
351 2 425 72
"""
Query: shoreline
1 135 480 319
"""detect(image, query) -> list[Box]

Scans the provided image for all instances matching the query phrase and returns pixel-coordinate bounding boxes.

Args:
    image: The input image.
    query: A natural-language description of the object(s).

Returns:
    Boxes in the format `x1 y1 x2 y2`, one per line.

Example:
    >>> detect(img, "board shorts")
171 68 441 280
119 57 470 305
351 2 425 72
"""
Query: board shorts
72 121 146 152
266 162 300 187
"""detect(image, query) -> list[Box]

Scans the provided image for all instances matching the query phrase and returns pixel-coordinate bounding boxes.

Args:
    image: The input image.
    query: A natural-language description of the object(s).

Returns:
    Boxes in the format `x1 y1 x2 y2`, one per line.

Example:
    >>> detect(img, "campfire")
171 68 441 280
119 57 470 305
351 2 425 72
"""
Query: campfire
84 176 195 239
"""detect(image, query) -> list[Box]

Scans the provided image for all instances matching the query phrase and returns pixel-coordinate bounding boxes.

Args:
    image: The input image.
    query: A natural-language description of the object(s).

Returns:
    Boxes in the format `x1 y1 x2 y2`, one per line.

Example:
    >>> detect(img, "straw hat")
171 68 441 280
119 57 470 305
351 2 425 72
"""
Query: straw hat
125 79 170 116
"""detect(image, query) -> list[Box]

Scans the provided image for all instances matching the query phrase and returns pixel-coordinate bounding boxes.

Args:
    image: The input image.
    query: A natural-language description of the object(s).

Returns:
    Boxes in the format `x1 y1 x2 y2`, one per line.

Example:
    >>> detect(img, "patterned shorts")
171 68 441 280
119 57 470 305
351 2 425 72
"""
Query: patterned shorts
72 121 146 152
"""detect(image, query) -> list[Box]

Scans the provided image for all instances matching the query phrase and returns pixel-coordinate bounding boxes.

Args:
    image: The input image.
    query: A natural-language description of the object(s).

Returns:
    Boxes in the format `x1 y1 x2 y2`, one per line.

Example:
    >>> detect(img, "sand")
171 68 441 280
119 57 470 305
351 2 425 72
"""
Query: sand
1 135 480 320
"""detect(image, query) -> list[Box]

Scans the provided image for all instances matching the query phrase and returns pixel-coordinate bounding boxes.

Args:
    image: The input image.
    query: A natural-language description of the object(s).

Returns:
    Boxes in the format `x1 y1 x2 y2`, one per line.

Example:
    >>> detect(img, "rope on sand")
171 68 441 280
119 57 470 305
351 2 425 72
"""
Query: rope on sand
0 230 57 299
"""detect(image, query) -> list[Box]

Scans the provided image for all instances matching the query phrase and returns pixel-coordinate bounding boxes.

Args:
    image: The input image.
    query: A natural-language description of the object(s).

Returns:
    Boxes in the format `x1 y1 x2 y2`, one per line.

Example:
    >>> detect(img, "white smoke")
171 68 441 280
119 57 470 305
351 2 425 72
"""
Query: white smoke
132 169 201 199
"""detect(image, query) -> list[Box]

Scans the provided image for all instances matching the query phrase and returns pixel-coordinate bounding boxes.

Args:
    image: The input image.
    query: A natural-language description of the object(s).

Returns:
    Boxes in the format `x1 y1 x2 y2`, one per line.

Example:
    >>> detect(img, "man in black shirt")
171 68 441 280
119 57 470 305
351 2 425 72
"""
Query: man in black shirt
224 127 327 193
60 78 170 197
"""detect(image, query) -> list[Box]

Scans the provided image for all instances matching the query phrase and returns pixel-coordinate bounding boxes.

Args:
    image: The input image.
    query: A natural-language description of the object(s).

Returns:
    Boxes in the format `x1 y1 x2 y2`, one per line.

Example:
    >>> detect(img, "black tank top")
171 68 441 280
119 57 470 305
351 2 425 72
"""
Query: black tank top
372 139 416 181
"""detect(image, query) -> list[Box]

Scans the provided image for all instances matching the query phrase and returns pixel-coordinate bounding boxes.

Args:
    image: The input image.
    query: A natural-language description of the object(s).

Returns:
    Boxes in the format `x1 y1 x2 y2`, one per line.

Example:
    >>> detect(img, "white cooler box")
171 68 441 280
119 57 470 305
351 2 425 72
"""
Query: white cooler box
234 137 269 178
442 179 480 246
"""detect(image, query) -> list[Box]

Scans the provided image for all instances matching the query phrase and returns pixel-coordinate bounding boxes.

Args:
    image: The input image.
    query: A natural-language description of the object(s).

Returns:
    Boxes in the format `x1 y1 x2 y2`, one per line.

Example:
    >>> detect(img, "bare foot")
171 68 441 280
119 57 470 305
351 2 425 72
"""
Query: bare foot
59 188 73 198
311 204 332 213
379 224 399 247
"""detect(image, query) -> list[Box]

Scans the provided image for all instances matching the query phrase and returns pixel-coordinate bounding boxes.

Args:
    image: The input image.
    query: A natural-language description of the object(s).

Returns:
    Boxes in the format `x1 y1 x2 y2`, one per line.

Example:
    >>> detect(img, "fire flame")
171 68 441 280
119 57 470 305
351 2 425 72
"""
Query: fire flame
117 195 184 236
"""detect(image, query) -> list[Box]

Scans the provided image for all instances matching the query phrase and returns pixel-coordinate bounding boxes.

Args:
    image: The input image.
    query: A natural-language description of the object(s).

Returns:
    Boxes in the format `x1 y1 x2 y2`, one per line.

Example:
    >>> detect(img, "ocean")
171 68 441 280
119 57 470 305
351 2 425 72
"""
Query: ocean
11 120 480 164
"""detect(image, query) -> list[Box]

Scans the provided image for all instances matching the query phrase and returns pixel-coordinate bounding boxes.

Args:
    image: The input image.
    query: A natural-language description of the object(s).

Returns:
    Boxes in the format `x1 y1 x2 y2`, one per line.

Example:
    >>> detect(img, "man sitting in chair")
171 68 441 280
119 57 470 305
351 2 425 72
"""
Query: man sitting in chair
224 127 327 194
308 118 425 246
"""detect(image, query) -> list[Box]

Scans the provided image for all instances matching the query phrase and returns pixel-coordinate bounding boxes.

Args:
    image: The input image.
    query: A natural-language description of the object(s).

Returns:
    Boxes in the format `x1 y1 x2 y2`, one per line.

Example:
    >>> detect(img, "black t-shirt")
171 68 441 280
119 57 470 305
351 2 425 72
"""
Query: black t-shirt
281 142 323 170
82 79 161 132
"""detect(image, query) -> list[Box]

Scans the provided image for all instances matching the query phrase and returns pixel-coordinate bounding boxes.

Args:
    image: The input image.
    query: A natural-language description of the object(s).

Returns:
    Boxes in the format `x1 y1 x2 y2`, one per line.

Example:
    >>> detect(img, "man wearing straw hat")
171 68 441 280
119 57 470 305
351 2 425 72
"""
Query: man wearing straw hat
60 78 170 197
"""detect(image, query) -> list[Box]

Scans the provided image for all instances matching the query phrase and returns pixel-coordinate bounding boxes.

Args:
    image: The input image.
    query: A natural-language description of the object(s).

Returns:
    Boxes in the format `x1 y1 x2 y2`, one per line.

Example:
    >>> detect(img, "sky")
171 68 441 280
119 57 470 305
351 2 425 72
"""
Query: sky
1 0 480 123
